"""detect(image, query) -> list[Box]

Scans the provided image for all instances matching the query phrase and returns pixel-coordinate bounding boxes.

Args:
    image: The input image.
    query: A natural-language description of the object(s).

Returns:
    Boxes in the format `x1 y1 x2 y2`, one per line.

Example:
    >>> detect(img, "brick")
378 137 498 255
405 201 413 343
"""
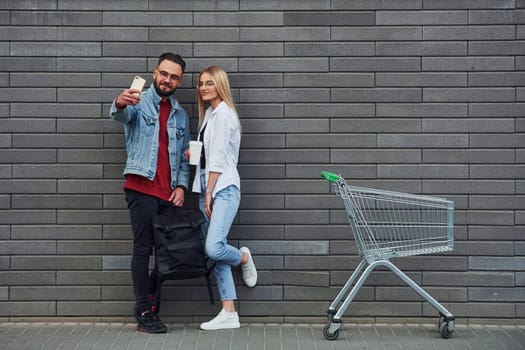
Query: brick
56 271 131 284
241 149 328 163
102 256 132 270
469 257 525 271
0 119 56 133
284 11 374 26
11 256 101 270
58 180 123 194
239 195 284 209
57 209 129 225
469 103 525 117
377 10 466 25
102 42 193 58
466 211 514 226
470 165 525 179
241 119 328 133
378 165 468 179
57 150 126 164
285 103 374 118
468 226 525 241
102 225 132 240
241 240 328 255
469 41 525 55
377 103 467 117
102 11 191 26
56 58 145 72
0 165 10 178
469 10 525 24
57 27 147 41
150 27 239 42
242 134 285 148
57 240 131 255
0 88 55 102
0 271 55 285
378 134 468 148
376 286 466 302
13 164 103 179
0 302 55 316
423 57 514 71
423 25 515 40
10 286 100 301
423 0 515 9
102 194 126 209
240 0 329 10
470 196 525 210
0 134 10 148
332 88 421 102
239 210 328 225
424 88 515 102
332 149 421 164
11 103 101 118
331 57 421 71
238 165 285 179
240 27 329 41
423 271 514 287
195 43 283 57
423 119 514 133
422 180 514 194
285 42 375 56
58 119 122 133
11 73 101 88
241 179 328 193
471 134 524 148
0 26 57 40
149 0 238 11
0 287 6 300
332 0 421 10
13 42 102 57
469 288 525 302
59 0 147 10
12 195 102 209
469 72 525 87
284 286 373 301
333 26 421 41
518 273 525 286
285 73 373 87
0 241 55 255
272 271 329 287
516 242 525 255
57 301 131 316
0 179 56 193
13 134 103 148
239 58 328 73
231 225 284 240
194 12 283 26
377 72 466 87
11 10 101 25
423 149 515 163
11 225 101 240
240 89 330 103
286 134 376 148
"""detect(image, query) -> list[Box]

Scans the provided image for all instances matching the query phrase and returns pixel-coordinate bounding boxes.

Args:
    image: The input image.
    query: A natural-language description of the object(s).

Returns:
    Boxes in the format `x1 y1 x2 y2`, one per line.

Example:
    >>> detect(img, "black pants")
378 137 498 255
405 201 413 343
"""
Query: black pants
125 189 171 312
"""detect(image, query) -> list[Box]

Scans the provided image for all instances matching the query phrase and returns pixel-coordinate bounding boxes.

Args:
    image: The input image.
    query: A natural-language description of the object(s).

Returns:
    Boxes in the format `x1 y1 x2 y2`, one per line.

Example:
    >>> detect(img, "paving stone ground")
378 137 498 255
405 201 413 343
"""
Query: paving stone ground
1 322 524 350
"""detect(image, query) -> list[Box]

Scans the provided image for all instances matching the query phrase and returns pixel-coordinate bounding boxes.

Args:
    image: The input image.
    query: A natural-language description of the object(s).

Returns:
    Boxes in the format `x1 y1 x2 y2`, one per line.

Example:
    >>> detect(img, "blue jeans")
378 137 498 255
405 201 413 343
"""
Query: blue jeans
199 172 241 301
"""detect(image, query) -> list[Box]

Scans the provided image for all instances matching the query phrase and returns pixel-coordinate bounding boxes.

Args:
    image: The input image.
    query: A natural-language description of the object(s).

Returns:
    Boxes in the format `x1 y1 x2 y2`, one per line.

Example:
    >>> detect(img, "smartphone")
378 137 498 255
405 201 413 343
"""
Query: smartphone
130 75 146 93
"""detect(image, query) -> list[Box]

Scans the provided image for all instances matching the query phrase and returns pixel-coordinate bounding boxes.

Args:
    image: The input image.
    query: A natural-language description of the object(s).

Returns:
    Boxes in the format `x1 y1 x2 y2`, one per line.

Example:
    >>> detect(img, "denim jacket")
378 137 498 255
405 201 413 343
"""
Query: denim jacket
109 84 190 190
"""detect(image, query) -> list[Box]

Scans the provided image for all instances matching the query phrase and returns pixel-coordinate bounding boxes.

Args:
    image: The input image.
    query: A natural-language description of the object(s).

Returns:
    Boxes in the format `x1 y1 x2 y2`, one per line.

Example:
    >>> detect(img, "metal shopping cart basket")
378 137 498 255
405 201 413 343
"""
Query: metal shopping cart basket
320 171 455 340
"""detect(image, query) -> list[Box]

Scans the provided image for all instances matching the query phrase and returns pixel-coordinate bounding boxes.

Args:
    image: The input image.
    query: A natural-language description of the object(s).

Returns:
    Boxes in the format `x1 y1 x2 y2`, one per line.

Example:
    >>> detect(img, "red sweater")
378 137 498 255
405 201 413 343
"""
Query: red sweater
124 99 172 201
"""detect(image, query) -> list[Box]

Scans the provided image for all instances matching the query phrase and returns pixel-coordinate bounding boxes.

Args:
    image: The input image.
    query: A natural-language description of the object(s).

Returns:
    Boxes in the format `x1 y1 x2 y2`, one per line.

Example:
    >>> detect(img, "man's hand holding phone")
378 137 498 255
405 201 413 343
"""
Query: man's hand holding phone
115 76 146 109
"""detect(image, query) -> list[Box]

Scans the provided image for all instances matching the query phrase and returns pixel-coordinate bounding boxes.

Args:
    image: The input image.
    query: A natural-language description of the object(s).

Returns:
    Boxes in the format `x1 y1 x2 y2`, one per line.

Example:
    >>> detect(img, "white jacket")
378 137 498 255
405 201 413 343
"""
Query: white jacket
191 101 241 197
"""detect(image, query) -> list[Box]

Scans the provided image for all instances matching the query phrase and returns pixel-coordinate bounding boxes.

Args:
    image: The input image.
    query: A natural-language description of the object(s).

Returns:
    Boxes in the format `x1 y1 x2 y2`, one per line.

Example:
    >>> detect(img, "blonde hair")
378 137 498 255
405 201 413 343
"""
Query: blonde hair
196 66 239 128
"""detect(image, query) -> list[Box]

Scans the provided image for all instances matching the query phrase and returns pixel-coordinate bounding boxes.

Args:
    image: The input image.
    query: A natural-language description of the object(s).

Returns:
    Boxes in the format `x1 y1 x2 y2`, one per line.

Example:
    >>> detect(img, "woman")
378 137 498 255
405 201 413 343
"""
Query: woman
190 66 257 330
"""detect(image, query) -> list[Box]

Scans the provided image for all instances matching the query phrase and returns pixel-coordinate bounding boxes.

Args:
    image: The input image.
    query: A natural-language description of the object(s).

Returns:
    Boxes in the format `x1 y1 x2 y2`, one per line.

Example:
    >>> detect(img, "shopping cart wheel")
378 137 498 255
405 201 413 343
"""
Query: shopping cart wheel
323 325 340 341
439 321 454 339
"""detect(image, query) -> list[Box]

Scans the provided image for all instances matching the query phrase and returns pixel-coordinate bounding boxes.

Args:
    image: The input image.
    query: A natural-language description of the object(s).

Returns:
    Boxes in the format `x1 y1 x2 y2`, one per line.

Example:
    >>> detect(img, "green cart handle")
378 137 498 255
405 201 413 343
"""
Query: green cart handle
320 171 341 182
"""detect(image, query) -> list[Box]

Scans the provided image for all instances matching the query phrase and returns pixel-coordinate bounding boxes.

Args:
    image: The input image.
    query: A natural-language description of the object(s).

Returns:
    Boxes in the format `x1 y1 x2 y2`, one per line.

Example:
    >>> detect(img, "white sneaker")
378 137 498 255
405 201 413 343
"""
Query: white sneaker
240 247 257 288
200 309 240 330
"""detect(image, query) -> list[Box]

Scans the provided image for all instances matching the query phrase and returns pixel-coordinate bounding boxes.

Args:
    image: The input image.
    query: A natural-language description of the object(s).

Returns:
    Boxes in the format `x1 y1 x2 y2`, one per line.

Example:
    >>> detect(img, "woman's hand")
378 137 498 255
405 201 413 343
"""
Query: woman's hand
204 191 213 217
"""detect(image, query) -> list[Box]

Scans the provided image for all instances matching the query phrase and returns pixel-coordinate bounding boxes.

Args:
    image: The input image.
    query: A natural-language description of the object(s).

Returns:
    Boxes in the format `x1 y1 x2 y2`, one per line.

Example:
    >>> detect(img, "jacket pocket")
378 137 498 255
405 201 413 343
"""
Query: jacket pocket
139 113 157 137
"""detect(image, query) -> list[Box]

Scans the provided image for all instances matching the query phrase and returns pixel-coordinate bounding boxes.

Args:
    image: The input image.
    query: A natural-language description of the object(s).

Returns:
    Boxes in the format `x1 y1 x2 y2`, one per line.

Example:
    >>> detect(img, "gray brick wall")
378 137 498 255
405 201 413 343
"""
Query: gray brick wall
0 1 523 324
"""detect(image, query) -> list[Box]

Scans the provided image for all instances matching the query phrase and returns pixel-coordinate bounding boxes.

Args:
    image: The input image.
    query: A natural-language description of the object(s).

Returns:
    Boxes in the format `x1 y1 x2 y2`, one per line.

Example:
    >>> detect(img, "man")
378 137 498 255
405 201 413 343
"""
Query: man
110 52 190 333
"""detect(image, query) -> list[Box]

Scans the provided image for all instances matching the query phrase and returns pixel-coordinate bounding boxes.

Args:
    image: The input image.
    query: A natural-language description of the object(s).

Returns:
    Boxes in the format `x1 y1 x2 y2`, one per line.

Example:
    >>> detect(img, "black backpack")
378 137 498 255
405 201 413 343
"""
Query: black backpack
152 206 215 312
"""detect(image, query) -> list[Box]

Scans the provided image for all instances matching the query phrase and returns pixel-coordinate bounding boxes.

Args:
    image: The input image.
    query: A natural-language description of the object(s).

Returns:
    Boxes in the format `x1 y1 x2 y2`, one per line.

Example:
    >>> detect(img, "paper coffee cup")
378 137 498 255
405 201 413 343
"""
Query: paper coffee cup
189 141 203 165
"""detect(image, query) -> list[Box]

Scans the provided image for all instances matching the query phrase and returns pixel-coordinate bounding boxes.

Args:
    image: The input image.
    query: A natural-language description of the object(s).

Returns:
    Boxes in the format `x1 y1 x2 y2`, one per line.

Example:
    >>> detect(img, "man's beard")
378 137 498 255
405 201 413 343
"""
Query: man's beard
154 81 176 97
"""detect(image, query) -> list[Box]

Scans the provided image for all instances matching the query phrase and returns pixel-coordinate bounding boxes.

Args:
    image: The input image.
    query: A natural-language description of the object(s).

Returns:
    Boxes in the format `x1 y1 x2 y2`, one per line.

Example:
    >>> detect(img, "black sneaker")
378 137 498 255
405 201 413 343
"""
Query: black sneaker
136 309 167 334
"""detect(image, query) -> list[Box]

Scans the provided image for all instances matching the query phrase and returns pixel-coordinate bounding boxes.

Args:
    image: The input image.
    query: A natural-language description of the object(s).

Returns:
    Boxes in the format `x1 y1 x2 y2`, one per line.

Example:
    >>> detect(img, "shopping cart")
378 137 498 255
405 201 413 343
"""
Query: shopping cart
320 171 455 340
